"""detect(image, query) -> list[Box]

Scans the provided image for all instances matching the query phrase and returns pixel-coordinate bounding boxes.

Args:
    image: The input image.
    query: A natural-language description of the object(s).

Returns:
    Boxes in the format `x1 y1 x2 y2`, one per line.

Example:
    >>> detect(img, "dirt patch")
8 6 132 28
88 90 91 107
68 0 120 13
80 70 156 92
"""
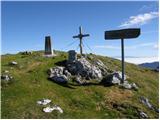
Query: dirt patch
104 88 133 105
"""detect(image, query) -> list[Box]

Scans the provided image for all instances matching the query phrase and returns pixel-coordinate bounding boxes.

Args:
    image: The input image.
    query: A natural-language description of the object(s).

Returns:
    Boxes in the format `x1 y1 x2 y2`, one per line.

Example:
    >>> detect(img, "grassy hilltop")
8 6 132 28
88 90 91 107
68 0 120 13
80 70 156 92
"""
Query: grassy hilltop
1 51 159 119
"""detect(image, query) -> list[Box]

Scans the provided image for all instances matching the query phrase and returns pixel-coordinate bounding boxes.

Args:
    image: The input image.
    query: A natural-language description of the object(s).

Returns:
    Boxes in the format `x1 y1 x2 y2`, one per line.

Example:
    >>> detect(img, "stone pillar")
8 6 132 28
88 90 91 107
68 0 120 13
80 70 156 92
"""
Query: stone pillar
68 50 77 62
45 36 53 55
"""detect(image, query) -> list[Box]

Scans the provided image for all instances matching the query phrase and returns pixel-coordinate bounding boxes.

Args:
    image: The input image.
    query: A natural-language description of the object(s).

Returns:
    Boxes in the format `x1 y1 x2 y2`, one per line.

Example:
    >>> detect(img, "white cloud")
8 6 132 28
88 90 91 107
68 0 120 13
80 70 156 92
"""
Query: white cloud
116 56 158 64
94 45 120 49
119 11 159 27
153 44 159 49
94 42 158 50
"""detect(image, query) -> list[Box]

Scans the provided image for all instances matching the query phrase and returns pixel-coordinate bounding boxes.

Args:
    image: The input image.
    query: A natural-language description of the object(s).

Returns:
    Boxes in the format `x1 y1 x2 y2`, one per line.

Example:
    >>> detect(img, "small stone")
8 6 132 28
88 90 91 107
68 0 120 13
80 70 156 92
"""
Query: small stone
37 99 51 105
139 111 148 118
1 75 12 81
43 106 54 113
140 96 152 109
43 105 63 113
10 61 18 65
131 83 138 90
121 81 132 89
4 70 9 73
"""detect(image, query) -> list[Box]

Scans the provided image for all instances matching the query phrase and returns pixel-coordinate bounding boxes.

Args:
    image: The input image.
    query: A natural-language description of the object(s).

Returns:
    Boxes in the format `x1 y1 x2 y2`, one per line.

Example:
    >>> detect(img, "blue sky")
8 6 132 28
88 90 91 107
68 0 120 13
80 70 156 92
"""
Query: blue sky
1 1 159 63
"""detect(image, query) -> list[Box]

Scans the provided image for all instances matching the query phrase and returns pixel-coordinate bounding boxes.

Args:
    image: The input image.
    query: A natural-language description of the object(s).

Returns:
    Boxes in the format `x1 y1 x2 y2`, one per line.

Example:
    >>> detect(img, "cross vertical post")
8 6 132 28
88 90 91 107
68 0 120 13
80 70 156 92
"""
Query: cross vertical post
73 26 90 55
121 38 124 83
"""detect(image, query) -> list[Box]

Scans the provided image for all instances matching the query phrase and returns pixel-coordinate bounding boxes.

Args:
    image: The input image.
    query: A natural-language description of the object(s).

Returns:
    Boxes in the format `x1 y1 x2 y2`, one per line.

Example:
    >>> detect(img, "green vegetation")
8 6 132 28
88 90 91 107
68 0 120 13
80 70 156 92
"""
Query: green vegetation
1 51 159 118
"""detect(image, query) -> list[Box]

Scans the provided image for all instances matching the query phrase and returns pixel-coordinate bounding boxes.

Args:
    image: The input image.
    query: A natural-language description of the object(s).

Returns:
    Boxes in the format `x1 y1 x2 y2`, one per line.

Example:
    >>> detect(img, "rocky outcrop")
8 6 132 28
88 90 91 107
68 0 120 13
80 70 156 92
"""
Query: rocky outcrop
67 57 103 80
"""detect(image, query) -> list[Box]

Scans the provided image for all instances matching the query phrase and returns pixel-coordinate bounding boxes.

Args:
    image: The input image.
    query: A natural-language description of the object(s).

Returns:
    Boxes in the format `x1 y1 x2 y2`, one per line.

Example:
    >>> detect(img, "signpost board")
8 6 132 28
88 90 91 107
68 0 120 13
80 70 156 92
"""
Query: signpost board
105 28 140 83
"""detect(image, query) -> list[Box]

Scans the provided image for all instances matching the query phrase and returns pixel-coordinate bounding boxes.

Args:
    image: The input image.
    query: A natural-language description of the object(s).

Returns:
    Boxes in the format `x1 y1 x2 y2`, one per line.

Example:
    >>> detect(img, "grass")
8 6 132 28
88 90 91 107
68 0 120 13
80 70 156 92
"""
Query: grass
1 50 159 119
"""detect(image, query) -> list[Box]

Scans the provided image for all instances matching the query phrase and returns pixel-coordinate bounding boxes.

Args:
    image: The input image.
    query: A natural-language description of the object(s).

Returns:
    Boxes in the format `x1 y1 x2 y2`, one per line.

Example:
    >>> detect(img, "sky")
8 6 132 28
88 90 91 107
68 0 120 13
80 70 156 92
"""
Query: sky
1 1 159 64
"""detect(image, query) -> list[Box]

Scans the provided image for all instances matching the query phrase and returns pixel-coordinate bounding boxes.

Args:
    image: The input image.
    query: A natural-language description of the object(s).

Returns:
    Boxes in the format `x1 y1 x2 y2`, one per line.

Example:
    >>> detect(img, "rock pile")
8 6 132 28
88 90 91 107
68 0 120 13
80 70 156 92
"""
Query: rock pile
67 57 103 80
48 50 139 90
48 50 108 84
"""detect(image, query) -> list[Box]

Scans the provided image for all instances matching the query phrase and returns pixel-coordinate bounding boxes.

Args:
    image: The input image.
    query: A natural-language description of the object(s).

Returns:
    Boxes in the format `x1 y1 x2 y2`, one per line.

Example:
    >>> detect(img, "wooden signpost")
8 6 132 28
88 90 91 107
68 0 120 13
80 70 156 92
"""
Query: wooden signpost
105 28 141 83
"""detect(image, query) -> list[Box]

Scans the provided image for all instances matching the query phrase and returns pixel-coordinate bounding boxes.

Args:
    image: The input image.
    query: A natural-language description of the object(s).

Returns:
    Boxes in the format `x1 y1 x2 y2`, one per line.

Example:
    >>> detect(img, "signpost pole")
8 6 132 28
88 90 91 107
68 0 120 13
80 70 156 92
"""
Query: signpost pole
121 38 124 84
80 38 83 55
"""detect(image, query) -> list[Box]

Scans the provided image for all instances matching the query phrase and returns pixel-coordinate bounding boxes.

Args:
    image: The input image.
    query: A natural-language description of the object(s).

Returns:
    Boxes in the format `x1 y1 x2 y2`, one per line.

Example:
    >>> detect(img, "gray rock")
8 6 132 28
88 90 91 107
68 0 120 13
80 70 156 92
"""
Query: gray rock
63 69 71 78
43 105 63 113
139 111 148 118
48 66 70 84
37 98 51 105
75 75 83 85
49 67 65 76
121 81 132 89
1 75 12 81
50 75 68 84
131 83 138 90
113 71 127 81
100 71 127 86
140 96 152 109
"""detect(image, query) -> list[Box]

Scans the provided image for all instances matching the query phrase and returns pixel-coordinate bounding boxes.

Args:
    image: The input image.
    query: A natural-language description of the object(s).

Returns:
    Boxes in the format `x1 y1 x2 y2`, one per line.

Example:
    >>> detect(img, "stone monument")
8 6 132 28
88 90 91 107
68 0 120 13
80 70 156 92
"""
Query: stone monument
44 36 55 57
68 50 77 62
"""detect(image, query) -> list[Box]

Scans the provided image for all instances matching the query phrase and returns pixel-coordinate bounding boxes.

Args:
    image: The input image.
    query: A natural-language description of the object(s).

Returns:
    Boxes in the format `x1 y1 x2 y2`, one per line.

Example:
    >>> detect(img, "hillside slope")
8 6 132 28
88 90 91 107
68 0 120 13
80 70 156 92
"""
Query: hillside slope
1 51 159 119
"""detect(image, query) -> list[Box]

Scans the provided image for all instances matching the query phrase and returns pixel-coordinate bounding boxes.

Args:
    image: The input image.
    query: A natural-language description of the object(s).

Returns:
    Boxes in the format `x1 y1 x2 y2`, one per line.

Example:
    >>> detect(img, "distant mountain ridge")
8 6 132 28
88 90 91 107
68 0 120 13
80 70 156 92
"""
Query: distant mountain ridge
139 61 159 70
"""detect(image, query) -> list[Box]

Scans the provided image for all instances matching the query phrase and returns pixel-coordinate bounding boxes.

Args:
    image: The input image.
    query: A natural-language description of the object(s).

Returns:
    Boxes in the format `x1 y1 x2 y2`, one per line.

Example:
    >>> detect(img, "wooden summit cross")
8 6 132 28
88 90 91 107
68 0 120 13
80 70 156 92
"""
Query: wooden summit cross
73 26 90 55
104 28 141 83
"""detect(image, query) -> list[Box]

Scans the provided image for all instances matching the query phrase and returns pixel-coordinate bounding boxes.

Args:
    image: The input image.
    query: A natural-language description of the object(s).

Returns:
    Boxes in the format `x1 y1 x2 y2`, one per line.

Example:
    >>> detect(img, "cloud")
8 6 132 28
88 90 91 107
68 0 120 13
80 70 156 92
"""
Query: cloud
94 42 158 50
153 44 159 49
119 11 159 27
94 45 120 49
139 2 158 12
115 56 158 64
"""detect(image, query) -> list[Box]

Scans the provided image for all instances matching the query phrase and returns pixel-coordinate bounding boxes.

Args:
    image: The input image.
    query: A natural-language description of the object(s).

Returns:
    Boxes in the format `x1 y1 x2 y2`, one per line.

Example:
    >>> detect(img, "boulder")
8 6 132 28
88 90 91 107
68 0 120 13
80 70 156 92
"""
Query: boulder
50 75 68 84
48 66 69 84
100 71 127 86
